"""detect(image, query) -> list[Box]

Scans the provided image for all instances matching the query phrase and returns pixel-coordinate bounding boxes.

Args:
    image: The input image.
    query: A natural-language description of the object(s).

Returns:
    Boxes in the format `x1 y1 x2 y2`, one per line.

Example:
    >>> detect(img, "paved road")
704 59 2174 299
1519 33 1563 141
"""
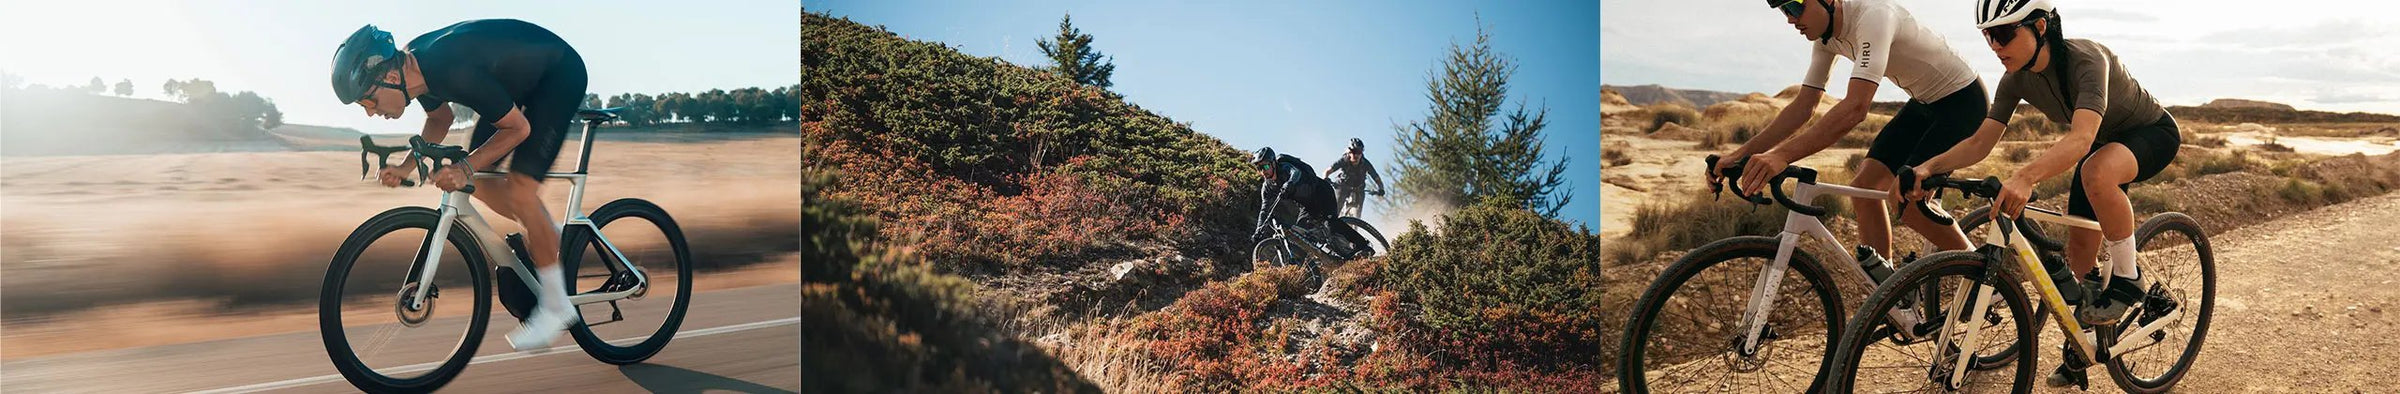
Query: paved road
1 283 798 393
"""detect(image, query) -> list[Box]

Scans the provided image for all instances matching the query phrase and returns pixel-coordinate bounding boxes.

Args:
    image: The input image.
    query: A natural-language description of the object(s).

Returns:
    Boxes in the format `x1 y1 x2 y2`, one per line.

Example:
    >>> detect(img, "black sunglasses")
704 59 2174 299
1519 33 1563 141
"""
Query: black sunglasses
1768 0 1806 19
1983 24 2026 46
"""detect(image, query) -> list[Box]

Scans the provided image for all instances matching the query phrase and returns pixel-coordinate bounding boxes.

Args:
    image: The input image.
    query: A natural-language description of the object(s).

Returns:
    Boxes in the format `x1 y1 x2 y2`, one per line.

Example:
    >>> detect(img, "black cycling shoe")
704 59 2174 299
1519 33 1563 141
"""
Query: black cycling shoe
2076 275 2144 326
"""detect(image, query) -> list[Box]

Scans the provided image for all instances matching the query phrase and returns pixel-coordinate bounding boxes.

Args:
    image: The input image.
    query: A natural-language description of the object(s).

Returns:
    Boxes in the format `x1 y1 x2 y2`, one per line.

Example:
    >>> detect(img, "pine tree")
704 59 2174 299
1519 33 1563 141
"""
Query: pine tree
1388 21 1573 218
1036 13 1115 88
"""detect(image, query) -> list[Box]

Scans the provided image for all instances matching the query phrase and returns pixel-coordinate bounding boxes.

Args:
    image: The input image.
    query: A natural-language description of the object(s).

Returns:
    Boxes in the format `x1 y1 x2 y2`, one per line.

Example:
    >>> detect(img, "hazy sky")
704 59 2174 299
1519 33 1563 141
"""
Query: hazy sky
1604 0 2400 114
0 0 798 133
811 0 1603 227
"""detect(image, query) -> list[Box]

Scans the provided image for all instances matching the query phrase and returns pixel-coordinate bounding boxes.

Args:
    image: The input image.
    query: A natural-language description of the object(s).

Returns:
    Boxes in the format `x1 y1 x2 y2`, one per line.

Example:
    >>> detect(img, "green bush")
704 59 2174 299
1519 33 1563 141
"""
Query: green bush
1646 104 1700 133
1373 200 1606 372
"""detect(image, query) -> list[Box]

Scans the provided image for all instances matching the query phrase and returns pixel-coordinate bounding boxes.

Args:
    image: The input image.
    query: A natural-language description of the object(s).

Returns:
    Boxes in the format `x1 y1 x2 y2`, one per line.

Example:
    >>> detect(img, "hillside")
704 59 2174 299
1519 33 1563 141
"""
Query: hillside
1602 84 1749 108
2202 98 2296 112
0 90 287 156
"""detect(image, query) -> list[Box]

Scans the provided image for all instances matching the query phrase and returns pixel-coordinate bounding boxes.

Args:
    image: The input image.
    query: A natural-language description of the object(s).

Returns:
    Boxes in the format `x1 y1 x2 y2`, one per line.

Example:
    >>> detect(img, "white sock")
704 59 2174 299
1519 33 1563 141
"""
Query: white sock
2105 236 2139 280
536 264 573 310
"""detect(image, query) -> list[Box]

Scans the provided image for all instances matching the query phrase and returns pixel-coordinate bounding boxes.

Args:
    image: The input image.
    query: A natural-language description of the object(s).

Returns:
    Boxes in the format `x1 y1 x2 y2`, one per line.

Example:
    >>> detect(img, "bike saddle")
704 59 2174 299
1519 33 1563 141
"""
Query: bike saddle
577 107 625 122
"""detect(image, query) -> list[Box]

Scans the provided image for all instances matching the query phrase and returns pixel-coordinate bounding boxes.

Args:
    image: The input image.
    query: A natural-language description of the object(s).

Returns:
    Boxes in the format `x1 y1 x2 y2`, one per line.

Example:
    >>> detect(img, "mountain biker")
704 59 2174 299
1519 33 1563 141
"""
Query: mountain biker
1322 138 1386 218
1904 0 2177 338
1254 147 1373 259
334 20 588 352
1717 0 1988 273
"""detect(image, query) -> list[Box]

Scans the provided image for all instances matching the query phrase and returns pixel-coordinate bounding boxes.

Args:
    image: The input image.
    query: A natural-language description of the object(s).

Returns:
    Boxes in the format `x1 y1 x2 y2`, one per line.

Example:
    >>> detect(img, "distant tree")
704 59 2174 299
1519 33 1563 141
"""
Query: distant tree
114 78 133 96
262 100 285 129
163 79 182 98
1388 22 1573 218
1035 13 1115 88
583 93 602 110
86 77 106 94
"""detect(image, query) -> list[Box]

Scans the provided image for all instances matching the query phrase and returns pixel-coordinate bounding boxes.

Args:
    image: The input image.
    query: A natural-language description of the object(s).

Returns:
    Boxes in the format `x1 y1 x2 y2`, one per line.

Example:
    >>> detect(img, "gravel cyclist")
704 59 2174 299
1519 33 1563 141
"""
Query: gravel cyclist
1720 0 1991 276
1322 138 1386 218
1254 147 1373 259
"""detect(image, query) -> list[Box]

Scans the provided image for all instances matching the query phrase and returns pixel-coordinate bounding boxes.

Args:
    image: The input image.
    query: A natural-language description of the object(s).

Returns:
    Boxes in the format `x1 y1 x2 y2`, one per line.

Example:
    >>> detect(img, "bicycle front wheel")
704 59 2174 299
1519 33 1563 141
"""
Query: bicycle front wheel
1829 250 2035 393
319 207 493 394
562 198 695 365
1616 236 1843 393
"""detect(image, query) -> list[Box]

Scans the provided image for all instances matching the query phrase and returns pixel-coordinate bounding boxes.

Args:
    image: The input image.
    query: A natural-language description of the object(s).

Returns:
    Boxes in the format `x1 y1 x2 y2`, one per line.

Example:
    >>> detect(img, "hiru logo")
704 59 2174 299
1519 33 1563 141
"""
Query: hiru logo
1858 42 1874 69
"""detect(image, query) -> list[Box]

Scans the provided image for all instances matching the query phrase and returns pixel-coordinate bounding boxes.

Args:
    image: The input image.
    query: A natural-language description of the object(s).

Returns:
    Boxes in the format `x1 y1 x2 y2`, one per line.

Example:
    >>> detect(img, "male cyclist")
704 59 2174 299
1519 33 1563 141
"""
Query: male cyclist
333 20 587 351
1717 0 1989 275
1254 147 1372 259
1906 0 2178 333
1322 138 1386 218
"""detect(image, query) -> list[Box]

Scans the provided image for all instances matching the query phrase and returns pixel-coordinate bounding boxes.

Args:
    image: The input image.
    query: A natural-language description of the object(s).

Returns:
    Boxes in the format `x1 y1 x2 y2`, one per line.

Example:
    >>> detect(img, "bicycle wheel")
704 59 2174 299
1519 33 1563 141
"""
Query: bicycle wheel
1953 208 2043 370
561 198 695 365
320 207 493 394
2103 212 2214 393
1251 239 1294 270
1338 217 1390 256
1616 236 1843 393
1829 250 2036 393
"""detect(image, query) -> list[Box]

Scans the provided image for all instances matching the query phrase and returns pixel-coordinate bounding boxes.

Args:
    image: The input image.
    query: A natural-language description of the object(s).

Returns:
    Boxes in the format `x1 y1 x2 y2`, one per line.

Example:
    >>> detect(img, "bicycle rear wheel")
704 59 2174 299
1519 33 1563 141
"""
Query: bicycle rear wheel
1616 236 1843 393
561 198 695 365
2104 212 2215 393
1828 250 2036 393
319 207 493 394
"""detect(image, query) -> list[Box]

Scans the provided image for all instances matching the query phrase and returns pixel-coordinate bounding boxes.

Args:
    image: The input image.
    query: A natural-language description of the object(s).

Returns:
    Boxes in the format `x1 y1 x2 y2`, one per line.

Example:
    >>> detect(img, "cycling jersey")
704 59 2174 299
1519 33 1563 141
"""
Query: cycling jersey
1801 0 1979 102
1986 39 2168 144
407 19 586 181
1326 154 1383 191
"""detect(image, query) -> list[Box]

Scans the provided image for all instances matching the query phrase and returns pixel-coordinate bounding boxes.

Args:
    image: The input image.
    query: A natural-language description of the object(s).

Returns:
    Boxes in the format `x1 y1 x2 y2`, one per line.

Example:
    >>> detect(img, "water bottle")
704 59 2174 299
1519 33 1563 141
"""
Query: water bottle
1856 246 1895 284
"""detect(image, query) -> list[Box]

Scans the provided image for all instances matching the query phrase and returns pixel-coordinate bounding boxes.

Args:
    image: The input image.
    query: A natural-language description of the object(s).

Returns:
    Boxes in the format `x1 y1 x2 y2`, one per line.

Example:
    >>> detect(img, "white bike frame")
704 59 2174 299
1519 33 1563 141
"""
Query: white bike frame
1734 181 1946 354
1932 207 2181 385
398 125 648 312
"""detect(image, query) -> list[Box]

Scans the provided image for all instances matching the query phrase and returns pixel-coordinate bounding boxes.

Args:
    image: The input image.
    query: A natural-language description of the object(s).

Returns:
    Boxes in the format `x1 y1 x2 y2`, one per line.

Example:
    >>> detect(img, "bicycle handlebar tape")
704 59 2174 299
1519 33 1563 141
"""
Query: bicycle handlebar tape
1770 166 1829 217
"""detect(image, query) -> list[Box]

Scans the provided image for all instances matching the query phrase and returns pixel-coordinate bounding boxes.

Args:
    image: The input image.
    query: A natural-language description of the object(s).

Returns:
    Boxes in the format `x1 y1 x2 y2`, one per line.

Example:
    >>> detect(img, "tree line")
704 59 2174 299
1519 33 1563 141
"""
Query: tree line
577 84 802 127
1 72 284 131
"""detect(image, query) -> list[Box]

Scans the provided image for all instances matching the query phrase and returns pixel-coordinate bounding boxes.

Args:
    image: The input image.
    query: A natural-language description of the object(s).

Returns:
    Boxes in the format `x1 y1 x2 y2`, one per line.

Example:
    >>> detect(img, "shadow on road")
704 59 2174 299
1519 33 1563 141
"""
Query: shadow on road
618 363 795 394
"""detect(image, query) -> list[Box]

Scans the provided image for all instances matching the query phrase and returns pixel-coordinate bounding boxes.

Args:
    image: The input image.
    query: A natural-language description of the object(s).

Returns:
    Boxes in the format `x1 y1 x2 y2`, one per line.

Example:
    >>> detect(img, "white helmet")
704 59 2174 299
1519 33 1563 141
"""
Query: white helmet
1974 0 2053 29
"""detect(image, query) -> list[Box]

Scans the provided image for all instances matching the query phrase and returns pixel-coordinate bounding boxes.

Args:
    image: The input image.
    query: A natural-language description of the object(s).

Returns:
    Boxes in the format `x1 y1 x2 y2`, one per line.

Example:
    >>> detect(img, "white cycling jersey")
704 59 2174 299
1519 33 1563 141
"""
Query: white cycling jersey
1801 0 1979 102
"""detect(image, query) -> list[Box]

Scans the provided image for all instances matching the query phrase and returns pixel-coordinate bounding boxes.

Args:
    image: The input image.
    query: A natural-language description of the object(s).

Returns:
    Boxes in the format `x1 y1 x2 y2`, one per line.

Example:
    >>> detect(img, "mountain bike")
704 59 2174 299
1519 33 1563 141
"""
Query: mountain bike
1826 171 2215 393
1615 155 2021 393
318 108 696 393
1250 209 1389 280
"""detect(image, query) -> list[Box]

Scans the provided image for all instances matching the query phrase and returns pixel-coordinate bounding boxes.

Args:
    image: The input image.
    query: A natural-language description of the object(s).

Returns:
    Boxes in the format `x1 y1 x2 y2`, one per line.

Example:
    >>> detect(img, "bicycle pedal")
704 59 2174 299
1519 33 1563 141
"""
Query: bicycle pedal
2044 364 2090 389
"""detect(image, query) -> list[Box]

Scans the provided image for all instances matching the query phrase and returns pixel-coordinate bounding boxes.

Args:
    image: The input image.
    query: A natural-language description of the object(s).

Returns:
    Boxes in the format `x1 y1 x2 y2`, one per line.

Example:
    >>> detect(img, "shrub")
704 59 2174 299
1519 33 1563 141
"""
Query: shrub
2275 178 2325 205
1609 188 1786 265
1371 201 1607 382
1092 266 1310 391
1646 104 1700 133
2004 144 2037 162
1604 141 1633 167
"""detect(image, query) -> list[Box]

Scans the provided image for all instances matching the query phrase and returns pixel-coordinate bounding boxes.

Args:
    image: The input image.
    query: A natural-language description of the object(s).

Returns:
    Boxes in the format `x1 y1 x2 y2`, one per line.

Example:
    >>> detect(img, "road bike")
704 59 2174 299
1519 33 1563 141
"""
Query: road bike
1615 156 2022 393
1825 170 2215 393
318 108 696 393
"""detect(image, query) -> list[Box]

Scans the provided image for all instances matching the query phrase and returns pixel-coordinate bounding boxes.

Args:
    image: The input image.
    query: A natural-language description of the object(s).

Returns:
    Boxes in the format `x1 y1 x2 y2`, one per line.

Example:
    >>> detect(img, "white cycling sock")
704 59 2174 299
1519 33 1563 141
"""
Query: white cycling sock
537 264 572 310
2105 236 2139 280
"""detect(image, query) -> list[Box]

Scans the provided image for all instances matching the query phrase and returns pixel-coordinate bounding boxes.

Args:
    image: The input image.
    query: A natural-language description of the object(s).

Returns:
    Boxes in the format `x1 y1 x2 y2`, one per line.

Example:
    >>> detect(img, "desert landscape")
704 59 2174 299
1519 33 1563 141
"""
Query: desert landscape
0 127 800 359
1600 84 2400 392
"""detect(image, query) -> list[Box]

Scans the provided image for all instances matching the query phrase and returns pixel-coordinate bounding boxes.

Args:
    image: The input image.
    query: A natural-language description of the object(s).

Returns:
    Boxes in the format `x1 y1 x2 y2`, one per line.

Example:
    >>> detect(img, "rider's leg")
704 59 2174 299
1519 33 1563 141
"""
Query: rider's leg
1851 159 1898 256
2078 144 2142 275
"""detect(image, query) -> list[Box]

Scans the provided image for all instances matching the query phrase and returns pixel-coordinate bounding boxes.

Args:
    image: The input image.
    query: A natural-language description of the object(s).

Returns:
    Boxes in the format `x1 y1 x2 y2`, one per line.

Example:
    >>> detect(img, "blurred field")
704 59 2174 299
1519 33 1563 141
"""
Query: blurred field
0 133 799 359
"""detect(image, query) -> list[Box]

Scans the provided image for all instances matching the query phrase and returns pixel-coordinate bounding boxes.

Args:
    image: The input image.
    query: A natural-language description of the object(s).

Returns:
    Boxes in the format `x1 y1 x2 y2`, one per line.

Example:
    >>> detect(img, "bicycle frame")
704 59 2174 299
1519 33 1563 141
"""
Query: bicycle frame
398 121 648 312
1735 181 1938 354
1933 206 2179 385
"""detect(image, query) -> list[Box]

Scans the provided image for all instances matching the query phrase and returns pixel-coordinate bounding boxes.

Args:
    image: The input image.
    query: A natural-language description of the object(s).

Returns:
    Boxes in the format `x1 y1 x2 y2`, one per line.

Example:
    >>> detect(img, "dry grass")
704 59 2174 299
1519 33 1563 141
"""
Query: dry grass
1646 104 1701 133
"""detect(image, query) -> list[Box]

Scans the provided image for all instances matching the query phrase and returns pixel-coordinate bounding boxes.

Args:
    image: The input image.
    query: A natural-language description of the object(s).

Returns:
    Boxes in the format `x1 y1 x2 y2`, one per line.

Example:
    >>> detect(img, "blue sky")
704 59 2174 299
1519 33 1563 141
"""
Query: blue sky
0 0 797 132
1604 0 2400 114
811 0 1602 227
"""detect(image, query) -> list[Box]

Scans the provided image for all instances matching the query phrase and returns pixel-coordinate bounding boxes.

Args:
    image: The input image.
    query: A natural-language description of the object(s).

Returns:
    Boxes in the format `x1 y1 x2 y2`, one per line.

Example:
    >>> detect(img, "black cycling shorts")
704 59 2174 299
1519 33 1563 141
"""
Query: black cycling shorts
468 51 586 182
1865 80 1988 175
2068 114 2181 218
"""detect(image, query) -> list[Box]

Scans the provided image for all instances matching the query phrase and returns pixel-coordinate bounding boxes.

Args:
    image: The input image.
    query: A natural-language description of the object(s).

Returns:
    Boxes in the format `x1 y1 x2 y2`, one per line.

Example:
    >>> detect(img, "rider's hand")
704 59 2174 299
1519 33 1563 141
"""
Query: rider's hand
430 165 469 192
1705 149 1745 185
1996 176 2035 218
376 161 417 188
1737 151 1791 197
1894 166 1936 202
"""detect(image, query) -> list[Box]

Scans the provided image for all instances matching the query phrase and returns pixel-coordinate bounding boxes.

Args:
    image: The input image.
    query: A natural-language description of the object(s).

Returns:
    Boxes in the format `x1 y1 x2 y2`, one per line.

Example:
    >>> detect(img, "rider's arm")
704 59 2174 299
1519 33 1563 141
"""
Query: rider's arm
420 104 455 144
1256 167 1288 231
467 108 532 172
1727 88 1822 158
1757 78 1878 160
1365 158 1385 192
2012 109 2103 183
441 71 528 173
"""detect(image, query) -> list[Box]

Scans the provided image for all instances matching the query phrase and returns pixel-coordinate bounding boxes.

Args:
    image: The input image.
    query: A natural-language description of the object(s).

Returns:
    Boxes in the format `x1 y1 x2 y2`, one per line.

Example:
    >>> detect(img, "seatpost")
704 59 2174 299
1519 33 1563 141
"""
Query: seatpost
575 119 598 174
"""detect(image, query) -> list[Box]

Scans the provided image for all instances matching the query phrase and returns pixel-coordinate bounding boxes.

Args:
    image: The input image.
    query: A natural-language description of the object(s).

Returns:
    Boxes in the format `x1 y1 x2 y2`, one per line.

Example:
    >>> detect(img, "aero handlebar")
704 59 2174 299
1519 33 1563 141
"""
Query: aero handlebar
360 135 478 194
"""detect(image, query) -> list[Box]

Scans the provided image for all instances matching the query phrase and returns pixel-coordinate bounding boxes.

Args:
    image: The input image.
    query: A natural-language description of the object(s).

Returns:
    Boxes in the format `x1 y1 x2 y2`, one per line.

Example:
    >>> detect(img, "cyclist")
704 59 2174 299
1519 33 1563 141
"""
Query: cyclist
1905 0 2177 333
1719 0 1988 274
1321 138 1386 218
1254 147 1372 259
334 19 589 351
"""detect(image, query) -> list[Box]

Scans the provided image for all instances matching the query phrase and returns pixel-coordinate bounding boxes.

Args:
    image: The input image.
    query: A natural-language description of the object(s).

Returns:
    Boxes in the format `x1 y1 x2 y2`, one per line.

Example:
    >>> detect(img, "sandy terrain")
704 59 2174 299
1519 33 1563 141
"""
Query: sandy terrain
0 133 799 359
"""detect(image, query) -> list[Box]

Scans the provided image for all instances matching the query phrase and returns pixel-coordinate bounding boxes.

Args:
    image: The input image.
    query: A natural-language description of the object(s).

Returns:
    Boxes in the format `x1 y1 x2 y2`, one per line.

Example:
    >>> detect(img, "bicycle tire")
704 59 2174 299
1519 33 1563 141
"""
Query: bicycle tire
319 207 493 394
1338 216 1390 257
561 198 695 365
1250 239 1294 271
2104 212 2215 393
1828 249 2037 393
1955 208 2033 370
1616 236 1844 393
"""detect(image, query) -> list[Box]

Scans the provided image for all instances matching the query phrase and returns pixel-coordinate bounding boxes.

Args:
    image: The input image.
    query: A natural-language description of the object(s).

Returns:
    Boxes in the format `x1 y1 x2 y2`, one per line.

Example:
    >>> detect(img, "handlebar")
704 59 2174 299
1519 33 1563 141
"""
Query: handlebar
360 135 477 194
1705 154 1828 217
1896 164 2003 226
